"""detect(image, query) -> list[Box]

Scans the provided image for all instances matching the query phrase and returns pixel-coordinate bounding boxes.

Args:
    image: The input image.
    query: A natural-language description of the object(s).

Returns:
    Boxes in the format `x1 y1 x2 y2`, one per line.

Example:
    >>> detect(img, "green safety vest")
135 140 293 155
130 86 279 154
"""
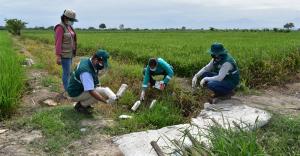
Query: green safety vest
212 54 240 87
67 58 99 97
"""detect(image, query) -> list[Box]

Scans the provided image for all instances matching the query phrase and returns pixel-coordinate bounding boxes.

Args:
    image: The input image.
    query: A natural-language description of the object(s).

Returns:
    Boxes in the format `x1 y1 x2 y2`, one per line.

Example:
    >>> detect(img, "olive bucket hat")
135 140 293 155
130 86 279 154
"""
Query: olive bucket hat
95 49 109 68
208 43 228 56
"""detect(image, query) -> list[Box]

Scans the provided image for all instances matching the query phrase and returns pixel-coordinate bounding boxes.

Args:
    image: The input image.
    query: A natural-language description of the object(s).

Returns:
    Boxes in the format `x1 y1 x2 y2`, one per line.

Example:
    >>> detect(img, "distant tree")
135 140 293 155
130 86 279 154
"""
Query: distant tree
99 23 106 29
209 27 216 31
4 18 27 35
88 27 96 30
262 28 270 32
273 28 278 32
181 26 186 30
119 24 124 30
284 22 295 30
34 26 45 30
47 26 54 30
0 26 5 30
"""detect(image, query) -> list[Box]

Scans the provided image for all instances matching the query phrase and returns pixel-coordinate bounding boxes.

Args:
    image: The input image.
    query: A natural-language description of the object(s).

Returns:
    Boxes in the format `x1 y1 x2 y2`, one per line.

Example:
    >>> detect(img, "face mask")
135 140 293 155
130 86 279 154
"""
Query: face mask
150 67 157 71
95 63 104 71
67 21 74 26
211 54 222 62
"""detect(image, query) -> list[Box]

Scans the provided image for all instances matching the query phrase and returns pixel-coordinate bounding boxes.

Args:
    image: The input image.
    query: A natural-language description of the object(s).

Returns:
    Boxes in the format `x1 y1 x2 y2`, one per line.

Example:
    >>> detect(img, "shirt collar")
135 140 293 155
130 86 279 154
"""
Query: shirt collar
89 58 97 73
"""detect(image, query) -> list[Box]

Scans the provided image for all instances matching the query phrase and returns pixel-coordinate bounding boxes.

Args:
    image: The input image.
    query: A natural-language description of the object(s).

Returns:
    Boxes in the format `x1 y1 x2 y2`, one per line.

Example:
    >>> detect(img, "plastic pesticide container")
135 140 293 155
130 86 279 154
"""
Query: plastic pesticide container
119 115 132 119
131 100 141 111
116 84 128 98
149 99 157 109
103 87 117 104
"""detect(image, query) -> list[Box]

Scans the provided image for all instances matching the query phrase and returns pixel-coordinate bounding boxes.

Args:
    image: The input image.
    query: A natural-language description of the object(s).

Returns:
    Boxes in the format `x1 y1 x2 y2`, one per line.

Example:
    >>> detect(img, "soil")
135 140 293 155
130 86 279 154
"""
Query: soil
0 37 299 156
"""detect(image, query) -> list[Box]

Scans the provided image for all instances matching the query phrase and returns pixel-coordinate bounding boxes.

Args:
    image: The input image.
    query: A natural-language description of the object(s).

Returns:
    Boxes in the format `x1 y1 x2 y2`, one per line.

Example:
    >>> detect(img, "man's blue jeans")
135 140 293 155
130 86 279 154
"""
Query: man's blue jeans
61 58 72 92
200 72 235 96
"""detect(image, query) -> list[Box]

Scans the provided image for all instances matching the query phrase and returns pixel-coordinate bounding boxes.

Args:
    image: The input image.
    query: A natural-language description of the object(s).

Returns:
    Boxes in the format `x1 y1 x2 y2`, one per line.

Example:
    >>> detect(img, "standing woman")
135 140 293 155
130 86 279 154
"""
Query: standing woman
54 9 78 98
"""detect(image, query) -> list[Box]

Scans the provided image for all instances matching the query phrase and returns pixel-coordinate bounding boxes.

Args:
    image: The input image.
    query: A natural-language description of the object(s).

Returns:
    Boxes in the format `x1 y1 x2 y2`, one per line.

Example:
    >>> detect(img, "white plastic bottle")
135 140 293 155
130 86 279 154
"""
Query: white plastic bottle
119 115 132 119
116 84 128 98
149 99 157 109
131 100 141 111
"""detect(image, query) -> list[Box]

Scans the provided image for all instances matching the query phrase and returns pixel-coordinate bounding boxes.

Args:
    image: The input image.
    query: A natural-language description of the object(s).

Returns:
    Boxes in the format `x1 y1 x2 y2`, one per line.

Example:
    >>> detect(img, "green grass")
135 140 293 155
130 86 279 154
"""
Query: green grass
172 114 300 156
41 75 61 92
207 125 264 155
107 99 185 135
28 105 92 153
258 114 300 155
23 30 300 87
0 31 25 118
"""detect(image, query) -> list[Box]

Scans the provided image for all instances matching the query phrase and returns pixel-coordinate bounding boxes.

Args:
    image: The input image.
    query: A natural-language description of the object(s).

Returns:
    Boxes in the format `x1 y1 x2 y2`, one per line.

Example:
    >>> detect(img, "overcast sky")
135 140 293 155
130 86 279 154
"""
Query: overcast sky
1 0 300 29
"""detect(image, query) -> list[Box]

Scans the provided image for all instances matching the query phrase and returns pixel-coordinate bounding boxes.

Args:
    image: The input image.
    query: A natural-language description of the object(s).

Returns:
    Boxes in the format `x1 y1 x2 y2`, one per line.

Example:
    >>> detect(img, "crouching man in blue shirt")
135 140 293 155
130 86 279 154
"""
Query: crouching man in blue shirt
67 49 117 114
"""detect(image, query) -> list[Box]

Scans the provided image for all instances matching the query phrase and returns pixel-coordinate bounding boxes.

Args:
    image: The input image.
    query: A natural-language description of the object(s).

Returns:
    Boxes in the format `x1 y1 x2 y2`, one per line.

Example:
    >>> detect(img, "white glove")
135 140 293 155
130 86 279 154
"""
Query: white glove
200 78 207 87
140 90 145 101
159 81 165 90
192 76 198 88
154 81 165 90
106 98 115 105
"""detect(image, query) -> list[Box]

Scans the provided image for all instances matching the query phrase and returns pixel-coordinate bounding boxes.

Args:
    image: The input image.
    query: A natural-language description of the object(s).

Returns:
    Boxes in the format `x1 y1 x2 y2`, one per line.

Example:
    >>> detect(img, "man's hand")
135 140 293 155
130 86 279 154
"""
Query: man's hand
200 78 208 87
89 90 107 103
140 90 145 101
56 56 62 65
106 99 115 105
192 76 198 88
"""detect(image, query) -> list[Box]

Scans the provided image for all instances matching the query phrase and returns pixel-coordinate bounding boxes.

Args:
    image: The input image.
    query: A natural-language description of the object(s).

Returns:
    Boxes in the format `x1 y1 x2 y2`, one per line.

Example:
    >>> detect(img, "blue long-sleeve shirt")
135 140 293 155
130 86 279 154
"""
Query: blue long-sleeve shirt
142 58 174 89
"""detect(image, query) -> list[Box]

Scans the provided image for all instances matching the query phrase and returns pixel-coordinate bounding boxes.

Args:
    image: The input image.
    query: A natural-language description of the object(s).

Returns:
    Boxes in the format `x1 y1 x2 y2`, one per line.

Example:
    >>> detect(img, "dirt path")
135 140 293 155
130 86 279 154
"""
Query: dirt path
240 82 300 116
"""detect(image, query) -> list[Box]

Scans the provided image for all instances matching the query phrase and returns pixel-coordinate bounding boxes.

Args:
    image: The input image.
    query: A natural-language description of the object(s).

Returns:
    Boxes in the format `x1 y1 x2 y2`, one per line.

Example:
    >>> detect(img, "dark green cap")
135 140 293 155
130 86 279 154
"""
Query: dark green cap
95 49 109 68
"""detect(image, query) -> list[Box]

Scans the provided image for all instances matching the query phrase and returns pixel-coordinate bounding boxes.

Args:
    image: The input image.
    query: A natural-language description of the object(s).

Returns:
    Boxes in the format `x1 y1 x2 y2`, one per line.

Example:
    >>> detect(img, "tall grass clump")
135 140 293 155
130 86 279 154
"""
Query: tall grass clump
258 114 300 155
0 31 25 118
172 121 264 156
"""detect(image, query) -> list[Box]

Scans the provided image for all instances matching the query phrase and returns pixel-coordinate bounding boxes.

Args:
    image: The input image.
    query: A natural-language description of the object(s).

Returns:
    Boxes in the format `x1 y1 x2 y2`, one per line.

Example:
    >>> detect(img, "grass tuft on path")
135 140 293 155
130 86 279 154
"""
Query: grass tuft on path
29 105 92 153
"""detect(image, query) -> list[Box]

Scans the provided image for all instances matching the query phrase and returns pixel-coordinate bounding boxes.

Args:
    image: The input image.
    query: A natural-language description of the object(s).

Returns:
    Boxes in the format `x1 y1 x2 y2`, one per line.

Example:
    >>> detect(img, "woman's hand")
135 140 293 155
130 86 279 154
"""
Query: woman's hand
56 56 62 65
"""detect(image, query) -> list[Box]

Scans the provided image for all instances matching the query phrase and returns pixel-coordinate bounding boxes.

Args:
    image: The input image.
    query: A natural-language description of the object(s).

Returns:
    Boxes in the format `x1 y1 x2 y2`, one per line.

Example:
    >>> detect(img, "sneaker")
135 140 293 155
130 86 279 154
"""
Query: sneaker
208 97 220 104
208 91 235 104
86 105 94 112
74 102 92 115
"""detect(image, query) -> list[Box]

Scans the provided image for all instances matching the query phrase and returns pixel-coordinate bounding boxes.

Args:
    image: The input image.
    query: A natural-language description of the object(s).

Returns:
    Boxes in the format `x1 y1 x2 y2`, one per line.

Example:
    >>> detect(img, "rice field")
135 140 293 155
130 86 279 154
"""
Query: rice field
0 31 25 118
23 30 300 87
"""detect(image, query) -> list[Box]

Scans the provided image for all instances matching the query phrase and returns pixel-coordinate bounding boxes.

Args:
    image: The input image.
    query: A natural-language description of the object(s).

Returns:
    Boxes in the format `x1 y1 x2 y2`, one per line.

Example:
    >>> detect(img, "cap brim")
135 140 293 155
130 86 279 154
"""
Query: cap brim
207 49 227 55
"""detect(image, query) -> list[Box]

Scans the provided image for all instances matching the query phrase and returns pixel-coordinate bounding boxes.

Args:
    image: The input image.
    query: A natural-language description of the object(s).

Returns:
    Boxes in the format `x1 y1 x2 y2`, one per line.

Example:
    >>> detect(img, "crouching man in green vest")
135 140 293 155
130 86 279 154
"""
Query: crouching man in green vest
192 43 240 104
67 49 117 114
140 58 174 101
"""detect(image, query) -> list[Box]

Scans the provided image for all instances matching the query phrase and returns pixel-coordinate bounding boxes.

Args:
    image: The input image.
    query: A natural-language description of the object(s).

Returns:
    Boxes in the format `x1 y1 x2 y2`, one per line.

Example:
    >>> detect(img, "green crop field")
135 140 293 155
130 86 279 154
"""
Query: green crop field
0 31 25 118
23 30 300 87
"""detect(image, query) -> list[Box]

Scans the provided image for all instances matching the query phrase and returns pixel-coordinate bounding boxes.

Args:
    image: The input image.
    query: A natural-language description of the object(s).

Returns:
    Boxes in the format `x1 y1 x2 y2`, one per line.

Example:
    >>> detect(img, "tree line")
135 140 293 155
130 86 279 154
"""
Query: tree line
1 18 298 36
